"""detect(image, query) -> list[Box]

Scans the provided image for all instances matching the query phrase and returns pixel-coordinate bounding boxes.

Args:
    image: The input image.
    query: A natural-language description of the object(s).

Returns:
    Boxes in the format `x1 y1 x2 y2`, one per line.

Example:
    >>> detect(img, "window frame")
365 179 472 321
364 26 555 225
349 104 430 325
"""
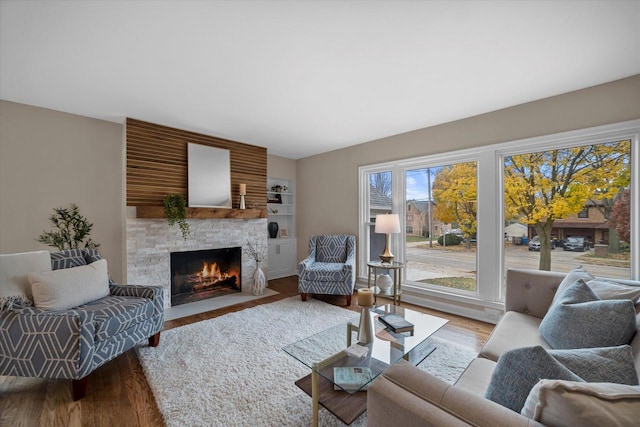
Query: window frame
358 119 640 314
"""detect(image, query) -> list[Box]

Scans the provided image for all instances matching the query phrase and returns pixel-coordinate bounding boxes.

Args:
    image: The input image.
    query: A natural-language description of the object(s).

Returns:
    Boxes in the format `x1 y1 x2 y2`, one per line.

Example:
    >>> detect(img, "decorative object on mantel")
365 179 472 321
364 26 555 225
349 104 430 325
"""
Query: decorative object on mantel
239 183 246 209
356 288 375 344
163 194 190 239
243 241 266 296
268 222 279 238
36 203 100 250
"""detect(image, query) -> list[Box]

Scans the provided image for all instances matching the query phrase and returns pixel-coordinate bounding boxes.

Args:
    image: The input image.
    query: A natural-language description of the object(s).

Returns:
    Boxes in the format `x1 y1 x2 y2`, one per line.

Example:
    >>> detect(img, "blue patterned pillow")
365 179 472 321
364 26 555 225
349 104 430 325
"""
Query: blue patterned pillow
50 249 87 270
549 345 639 385
485 346 583 412
539 280 636 349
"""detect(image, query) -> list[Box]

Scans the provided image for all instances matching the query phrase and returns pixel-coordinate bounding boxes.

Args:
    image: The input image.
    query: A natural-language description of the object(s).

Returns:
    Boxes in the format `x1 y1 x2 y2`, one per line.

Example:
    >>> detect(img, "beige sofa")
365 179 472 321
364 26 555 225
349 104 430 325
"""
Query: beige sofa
367 268 640 427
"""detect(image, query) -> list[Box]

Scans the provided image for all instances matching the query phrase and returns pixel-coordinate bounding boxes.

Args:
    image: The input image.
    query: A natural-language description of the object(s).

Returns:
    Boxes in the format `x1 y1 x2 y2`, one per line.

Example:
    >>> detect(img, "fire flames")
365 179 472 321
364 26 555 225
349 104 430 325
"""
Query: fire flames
200 262 222 280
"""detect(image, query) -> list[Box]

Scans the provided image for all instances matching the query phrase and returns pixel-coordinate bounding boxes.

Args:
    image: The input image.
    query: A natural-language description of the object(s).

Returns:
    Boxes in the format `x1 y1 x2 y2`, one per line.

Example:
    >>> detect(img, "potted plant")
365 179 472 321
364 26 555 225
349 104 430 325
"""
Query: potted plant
36 203 100 249
163 194 190 239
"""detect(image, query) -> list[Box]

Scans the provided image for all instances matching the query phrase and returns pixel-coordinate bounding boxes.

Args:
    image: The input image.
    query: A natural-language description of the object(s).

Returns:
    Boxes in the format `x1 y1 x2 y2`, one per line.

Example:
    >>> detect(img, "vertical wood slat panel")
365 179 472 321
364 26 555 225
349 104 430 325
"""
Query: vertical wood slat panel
126 118 267 208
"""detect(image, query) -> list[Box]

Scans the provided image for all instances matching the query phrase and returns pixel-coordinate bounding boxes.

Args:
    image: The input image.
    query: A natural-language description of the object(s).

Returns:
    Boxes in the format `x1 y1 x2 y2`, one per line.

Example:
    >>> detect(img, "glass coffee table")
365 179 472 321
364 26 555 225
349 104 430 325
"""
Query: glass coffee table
283 304 448 426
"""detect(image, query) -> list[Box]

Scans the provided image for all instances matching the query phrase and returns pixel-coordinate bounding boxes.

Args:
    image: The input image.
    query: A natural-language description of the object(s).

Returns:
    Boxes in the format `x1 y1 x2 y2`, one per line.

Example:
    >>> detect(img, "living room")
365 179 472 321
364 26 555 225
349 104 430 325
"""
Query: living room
1 1 640 426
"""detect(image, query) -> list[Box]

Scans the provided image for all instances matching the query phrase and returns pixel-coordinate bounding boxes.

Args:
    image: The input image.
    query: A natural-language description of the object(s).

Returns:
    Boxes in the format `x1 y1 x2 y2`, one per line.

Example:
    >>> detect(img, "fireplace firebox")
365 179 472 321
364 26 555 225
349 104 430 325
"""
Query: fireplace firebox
170 247 241 307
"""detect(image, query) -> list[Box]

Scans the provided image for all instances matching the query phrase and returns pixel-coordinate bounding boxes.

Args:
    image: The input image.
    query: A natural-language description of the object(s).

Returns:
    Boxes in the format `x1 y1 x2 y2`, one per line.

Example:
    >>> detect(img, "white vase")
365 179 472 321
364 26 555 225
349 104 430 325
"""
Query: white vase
252 261 266 296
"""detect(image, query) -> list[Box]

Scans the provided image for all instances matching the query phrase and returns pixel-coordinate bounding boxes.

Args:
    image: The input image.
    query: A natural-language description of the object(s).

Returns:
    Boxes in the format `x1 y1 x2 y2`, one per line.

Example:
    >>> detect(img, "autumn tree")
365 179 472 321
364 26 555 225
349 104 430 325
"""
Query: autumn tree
432 162 477 248
585 140 631 252
504 140 629 271
611 188 631 243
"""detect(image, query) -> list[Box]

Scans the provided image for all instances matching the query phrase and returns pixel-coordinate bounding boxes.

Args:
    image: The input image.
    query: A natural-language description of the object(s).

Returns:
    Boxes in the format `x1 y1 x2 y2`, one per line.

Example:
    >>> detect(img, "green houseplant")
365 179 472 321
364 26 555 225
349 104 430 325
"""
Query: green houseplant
163 194 190 239
36 203 100 250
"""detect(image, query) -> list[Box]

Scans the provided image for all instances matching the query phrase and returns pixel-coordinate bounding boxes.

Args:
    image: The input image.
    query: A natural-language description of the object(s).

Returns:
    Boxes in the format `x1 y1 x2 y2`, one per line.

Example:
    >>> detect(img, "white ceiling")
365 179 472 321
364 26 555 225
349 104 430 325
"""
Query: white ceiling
1 1 639 159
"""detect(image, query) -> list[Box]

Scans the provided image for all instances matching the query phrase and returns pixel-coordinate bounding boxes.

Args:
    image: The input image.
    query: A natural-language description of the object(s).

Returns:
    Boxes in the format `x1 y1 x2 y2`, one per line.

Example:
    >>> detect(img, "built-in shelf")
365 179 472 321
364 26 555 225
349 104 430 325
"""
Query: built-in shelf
136 206 267 219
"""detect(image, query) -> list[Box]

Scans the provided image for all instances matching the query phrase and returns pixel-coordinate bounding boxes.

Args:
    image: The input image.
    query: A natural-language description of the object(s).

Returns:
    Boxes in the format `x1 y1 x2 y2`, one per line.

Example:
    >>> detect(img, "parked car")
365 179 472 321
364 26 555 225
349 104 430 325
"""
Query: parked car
563 236 589 252
528 236 555 251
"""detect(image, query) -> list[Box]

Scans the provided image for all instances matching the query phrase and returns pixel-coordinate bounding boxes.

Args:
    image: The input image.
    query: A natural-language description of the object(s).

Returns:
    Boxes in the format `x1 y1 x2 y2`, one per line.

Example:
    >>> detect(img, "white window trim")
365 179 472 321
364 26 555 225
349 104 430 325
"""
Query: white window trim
358 119 640 321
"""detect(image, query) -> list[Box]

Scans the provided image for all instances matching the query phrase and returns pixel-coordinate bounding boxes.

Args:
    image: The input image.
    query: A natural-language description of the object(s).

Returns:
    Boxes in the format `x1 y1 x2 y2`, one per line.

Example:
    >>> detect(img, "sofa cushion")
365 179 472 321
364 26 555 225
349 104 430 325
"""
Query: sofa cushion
50 249 87 270
29 259 110 310
454 357 496 396
539 280 636 349
548 345 639 385
485 346 583 413
315 235 347 263
0 251 51 312
586 278 640 303
551 266 594 305
521 380 640 427
77 294 155 342
479 311 550 362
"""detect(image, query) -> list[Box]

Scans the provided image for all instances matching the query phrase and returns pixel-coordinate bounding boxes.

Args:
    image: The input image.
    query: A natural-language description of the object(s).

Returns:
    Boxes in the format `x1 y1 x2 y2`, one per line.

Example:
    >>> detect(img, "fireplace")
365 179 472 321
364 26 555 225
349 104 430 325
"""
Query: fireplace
170 247 242 307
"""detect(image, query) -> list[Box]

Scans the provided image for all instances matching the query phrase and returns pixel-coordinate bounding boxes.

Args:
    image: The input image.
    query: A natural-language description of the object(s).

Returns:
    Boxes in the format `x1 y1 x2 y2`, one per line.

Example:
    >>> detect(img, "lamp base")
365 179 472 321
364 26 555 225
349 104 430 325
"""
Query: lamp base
379 255 393 263
239 194 246 209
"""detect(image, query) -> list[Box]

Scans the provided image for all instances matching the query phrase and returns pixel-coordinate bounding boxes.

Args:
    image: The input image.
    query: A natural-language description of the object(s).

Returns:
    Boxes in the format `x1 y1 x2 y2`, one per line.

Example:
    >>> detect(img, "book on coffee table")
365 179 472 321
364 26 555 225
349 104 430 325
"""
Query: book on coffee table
333 367 373 391
378 314 414 333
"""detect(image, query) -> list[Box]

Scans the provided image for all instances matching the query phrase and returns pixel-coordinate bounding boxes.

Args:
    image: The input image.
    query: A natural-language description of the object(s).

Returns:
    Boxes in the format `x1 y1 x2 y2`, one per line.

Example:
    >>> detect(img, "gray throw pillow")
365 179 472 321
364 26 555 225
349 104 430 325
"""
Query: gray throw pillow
539 280 636 349
485 346 583 413
549 345 639 385
551 266 594 305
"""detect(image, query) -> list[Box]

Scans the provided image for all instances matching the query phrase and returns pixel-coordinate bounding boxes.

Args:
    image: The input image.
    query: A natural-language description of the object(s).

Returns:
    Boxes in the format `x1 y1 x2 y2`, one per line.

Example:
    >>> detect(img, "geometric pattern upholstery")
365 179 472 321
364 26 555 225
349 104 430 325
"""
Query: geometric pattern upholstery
50 249 87 270
0 252 163 382
298 234 355 297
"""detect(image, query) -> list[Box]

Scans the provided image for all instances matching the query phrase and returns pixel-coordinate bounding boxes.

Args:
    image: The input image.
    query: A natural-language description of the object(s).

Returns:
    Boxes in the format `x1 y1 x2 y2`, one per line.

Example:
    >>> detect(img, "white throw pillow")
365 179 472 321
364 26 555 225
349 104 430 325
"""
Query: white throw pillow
29 259 110 310
0 250 51 311
521 379 640 427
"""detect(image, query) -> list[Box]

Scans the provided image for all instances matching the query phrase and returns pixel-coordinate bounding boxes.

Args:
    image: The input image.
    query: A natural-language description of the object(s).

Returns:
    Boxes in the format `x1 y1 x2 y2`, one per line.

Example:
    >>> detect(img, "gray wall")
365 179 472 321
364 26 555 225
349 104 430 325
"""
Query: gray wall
0 100 125 280
296 74 640 261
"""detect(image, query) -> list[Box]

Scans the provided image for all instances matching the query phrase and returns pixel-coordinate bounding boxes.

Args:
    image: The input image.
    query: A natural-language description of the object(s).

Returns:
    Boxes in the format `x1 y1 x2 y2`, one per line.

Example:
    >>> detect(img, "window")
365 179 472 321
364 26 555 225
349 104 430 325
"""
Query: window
405 164 478 294
359 120 639 318
503 139 632 286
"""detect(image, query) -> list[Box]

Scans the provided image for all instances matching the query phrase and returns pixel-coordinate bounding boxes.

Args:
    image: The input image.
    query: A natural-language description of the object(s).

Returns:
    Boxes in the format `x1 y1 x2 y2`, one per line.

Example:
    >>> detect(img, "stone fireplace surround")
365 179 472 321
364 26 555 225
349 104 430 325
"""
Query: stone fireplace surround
126 217 268 312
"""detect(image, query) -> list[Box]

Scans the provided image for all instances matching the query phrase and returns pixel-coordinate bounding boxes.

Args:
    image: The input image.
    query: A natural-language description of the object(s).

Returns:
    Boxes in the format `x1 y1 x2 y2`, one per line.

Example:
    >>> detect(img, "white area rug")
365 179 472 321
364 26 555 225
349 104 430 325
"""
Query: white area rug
136 297 477 426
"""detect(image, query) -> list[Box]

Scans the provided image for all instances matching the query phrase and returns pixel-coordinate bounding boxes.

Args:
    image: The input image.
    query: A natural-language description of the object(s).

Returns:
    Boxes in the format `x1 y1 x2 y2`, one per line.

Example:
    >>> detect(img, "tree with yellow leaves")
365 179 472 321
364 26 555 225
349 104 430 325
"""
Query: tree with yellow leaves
432 162 477 249
504 140 629 270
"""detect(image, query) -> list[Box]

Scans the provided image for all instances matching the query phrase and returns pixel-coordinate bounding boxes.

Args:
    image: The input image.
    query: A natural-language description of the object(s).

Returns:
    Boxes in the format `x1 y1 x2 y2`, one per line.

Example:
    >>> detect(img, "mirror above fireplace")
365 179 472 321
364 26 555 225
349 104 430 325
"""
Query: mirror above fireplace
188 143 232 208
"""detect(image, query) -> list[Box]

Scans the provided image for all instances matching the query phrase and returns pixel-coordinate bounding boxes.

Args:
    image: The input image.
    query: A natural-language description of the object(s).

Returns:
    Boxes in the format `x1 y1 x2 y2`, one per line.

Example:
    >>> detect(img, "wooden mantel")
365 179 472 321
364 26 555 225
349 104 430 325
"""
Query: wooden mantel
136 206 267 220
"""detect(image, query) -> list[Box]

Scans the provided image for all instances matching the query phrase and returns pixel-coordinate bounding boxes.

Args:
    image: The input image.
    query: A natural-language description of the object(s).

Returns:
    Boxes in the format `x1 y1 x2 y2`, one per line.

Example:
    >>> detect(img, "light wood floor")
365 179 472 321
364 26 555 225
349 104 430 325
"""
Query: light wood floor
0 276 494 427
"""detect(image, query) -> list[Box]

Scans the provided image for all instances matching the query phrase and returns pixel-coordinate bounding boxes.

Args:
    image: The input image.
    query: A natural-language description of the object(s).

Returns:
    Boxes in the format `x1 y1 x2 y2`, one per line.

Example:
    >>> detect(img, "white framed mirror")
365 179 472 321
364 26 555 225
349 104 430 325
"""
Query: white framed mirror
188 143 232 208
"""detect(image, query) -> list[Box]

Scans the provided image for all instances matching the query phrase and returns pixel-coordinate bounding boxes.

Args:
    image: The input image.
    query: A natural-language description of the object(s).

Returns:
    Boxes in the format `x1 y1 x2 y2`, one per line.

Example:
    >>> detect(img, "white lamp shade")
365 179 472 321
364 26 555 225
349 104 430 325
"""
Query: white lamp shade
375 214 401 234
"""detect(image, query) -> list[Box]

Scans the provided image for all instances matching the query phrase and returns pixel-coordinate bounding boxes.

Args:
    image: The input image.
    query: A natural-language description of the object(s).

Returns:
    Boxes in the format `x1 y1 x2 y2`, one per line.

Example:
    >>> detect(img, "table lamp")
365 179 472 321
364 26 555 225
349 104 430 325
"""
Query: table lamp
375 213 400 263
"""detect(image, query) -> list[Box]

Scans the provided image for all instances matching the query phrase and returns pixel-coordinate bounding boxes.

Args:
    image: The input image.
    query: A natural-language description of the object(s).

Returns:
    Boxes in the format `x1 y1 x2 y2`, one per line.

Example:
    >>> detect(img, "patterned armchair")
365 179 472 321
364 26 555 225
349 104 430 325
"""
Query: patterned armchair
298 235 356 306
0 249 163 400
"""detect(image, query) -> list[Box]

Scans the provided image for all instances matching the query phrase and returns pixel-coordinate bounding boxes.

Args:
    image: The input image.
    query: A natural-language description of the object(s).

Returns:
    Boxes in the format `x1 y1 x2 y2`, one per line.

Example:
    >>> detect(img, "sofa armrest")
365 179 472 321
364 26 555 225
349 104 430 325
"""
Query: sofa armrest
505 268 565 318
109 284 164 316
298 256 315 275
0 307 95 379
368 362 543 427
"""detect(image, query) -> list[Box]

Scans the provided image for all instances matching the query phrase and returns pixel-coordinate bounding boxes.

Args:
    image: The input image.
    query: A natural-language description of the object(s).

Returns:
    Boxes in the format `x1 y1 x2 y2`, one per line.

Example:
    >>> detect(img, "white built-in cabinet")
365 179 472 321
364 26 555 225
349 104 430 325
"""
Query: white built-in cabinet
267 177 297 279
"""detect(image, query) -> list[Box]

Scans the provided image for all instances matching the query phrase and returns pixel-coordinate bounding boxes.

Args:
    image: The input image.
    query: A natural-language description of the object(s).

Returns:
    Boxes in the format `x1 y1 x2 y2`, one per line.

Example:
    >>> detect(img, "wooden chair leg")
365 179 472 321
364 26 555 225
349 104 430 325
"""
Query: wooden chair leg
300 293 307 301
148 332 161 347
72 376 89 401
346 294 352 306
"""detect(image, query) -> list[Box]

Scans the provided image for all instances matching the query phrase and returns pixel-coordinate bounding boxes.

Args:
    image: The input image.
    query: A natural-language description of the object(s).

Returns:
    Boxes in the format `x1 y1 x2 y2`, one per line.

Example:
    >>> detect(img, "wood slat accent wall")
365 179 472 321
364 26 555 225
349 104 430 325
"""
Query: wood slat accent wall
126 118 267 214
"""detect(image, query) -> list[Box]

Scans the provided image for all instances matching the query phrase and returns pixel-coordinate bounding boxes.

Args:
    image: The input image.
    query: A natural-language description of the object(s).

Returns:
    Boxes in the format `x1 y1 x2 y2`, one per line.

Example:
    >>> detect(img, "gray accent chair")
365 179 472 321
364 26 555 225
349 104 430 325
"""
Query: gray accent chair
298 234 356 305
0 249 163 400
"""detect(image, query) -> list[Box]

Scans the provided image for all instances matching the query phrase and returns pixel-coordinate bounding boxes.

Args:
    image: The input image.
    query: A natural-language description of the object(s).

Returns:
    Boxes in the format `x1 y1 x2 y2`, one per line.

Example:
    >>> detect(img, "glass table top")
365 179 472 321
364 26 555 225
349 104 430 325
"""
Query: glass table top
282 304 448 393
